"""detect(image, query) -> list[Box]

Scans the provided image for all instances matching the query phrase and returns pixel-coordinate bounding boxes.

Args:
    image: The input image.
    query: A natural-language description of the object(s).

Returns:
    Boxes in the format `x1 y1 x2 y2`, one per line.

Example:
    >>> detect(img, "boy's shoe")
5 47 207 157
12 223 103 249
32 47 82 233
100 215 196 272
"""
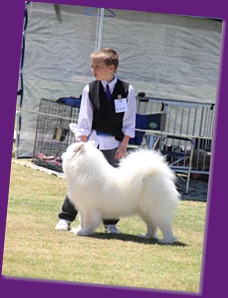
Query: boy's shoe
105 224 120 234
55 219 71 231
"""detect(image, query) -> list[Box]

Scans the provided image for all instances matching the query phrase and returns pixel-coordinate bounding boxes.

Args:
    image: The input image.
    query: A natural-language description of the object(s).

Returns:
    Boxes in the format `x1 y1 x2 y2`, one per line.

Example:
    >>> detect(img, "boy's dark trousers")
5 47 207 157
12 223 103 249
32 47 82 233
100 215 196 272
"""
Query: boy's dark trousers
58 147 119 225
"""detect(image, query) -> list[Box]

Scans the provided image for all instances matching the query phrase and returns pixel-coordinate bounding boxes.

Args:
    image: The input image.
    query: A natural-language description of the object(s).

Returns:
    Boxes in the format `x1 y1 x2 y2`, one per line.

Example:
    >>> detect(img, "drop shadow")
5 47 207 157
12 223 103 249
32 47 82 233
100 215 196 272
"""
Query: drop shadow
87 232 187 247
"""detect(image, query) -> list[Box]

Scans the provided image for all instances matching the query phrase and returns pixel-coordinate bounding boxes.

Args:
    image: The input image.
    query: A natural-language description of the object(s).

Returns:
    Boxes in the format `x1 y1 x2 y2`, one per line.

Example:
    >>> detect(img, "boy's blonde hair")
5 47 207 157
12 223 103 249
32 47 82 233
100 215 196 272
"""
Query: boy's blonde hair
90 48 119 71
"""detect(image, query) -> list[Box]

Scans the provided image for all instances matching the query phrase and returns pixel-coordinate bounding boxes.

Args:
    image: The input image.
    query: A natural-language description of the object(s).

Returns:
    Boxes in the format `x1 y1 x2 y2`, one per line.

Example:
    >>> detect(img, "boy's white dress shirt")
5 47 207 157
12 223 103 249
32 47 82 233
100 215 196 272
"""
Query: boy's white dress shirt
75 76 136 150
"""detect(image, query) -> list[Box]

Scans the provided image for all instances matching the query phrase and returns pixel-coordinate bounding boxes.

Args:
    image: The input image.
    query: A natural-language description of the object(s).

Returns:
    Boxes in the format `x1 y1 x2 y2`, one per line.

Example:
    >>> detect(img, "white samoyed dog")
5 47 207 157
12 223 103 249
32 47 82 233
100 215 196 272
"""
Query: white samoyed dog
62 142 180 244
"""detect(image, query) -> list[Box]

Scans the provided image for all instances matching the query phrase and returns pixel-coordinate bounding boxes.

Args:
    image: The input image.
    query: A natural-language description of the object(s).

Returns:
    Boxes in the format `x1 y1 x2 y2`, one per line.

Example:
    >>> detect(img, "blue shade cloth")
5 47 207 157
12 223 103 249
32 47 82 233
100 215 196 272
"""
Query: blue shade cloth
105 84 112 101
57 96 81 107
129 113 165 145
129 114 147 145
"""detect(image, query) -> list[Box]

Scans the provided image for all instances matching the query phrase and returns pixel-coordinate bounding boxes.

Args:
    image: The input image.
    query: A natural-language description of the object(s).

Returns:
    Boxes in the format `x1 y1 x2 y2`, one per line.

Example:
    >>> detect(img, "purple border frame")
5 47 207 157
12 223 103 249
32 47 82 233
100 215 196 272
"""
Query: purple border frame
1 1 227 297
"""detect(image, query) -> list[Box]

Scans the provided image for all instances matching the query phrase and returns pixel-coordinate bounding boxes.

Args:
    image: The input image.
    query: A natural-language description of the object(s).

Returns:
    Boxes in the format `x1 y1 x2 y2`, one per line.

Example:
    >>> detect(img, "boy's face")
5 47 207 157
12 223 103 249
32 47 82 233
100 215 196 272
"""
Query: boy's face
91 57 115 82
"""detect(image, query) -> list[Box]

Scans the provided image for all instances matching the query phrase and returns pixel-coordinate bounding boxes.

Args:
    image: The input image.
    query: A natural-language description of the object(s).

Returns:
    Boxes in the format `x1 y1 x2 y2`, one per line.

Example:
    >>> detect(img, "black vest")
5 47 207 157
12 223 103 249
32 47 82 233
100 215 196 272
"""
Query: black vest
88 79 129 142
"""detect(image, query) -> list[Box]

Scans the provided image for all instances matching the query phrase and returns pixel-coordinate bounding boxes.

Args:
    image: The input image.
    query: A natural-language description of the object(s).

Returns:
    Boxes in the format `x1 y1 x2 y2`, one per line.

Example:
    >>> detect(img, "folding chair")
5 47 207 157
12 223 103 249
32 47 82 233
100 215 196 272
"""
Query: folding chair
157 134 194 194
129 113 194 194
129 112 166 149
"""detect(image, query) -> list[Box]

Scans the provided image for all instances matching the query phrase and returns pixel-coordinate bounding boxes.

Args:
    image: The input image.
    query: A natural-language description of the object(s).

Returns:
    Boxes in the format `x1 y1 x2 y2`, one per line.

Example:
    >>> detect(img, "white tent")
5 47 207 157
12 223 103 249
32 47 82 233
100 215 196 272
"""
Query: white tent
17 2 222 157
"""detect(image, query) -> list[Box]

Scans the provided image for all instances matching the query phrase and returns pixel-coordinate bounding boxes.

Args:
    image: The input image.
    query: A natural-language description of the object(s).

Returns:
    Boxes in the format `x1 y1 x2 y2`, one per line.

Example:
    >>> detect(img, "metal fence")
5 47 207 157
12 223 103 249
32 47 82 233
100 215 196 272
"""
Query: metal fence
136 96 215 175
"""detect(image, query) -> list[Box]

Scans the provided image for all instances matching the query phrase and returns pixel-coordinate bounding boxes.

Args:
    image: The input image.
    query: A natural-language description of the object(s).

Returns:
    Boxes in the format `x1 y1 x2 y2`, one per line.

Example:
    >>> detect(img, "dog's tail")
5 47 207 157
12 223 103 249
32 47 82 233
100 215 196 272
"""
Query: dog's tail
120 149 176 181
118 149 180 203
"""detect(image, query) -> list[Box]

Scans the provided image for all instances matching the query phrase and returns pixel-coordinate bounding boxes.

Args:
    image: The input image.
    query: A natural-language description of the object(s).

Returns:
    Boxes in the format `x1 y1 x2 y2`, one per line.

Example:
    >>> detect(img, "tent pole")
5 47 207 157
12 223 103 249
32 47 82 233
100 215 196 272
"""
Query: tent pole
15 96 21 159
97 8 104 50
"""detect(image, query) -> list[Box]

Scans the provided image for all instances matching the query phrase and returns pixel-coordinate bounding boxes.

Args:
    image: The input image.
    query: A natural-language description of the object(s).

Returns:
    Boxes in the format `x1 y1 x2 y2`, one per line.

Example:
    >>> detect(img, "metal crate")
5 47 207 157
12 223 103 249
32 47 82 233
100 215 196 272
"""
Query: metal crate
33 98 80 171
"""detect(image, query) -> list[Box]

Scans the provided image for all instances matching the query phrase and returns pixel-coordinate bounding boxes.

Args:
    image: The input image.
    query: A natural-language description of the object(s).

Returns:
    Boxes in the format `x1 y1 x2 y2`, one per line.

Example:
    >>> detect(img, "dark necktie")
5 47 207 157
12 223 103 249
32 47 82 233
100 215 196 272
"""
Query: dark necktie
105 84 112 101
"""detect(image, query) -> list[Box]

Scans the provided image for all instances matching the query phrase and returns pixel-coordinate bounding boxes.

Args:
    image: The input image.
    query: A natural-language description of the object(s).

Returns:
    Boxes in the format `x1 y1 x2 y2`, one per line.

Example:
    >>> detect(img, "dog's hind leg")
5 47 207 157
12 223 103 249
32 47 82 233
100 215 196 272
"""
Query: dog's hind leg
138 214 159 241
158 222 177 244
71 209 101 236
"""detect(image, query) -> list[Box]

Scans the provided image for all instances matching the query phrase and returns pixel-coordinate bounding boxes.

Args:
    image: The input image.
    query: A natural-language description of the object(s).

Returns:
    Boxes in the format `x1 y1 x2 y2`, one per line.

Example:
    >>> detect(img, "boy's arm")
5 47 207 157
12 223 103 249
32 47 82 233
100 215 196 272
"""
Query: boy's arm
115 135 130 159
115 85 136 159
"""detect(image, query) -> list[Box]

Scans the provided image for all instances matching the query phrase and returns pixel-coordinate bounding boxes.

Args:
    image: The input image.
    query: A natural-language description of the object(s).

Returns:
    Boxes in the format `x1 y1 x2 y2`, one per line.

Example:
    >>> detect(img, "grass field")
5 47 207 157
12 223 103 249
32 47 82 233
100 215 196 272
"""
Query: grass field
2 160 207 293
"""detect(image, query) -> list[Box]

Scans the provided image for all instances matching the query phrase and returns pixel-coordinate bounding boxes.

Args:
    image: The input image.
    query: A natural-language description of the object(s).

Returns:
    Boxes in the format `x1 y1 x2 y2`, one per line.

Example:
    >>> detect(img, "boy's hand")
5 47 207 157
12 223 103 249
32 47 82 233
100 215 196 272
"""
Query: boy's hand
115 135 130 159
80 135 88 142
115 144 128 159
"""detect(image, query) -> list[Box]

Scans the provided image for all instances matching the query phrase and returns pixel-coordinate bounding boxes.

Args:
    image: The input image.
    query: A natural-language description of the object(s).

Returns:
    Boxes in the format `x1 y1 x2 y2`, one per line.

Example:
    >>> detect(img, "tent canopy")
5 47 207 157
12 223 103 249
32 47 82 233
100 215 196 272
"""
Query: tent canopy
17 2 222 157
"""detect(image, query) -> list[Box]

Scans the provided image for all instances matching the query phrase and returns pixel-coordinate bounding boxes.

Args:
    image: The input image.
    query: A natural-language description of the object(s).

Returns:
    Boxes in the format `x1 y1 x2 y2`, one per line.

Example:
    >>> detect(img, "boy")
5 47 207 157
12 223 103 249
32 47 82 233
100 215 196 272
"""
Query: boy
55 48 136 233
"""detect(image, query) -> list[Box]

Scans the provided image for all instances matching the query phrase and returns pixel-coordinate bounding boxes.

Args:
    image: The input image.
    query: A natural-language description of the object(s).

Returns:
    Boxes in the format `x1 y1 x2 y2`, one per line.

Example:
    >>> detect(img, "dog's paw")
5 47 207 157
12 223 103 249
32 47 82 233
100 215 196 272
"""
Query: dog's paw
159 236 178 244
70 226 82 235
78 229 96 236
138 233 160 241
71 226 95 236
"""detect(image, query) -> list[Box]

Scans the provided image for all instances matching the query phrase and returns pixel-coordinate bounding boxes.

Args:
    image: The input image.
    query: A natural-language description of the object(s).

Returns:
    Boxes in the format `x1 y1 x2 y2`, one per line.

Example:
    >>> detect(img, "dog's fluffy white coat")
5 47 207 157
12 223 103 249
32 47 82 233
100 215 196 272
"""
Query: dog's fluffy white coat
62 142 180 243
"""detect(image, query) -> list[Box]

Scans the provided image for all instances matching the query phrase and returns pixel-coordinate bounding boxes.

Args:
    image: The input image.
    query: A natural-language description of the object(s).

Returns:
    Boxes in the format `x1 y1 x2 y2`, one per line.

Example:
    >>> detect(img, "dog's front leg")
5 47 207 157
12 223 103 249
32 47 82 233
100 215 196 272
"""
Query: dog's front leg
70 213 84 235
71 209 101 236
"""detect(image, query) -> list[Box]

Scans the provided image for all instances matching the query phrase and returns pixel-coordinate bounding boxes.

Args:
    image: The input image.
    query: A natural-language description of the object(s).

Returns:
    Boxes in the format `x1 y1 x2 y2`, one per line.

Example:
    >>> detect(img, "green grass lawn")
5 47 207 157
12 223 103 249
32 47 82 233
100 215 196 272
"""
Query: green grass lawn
2 161 207 293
